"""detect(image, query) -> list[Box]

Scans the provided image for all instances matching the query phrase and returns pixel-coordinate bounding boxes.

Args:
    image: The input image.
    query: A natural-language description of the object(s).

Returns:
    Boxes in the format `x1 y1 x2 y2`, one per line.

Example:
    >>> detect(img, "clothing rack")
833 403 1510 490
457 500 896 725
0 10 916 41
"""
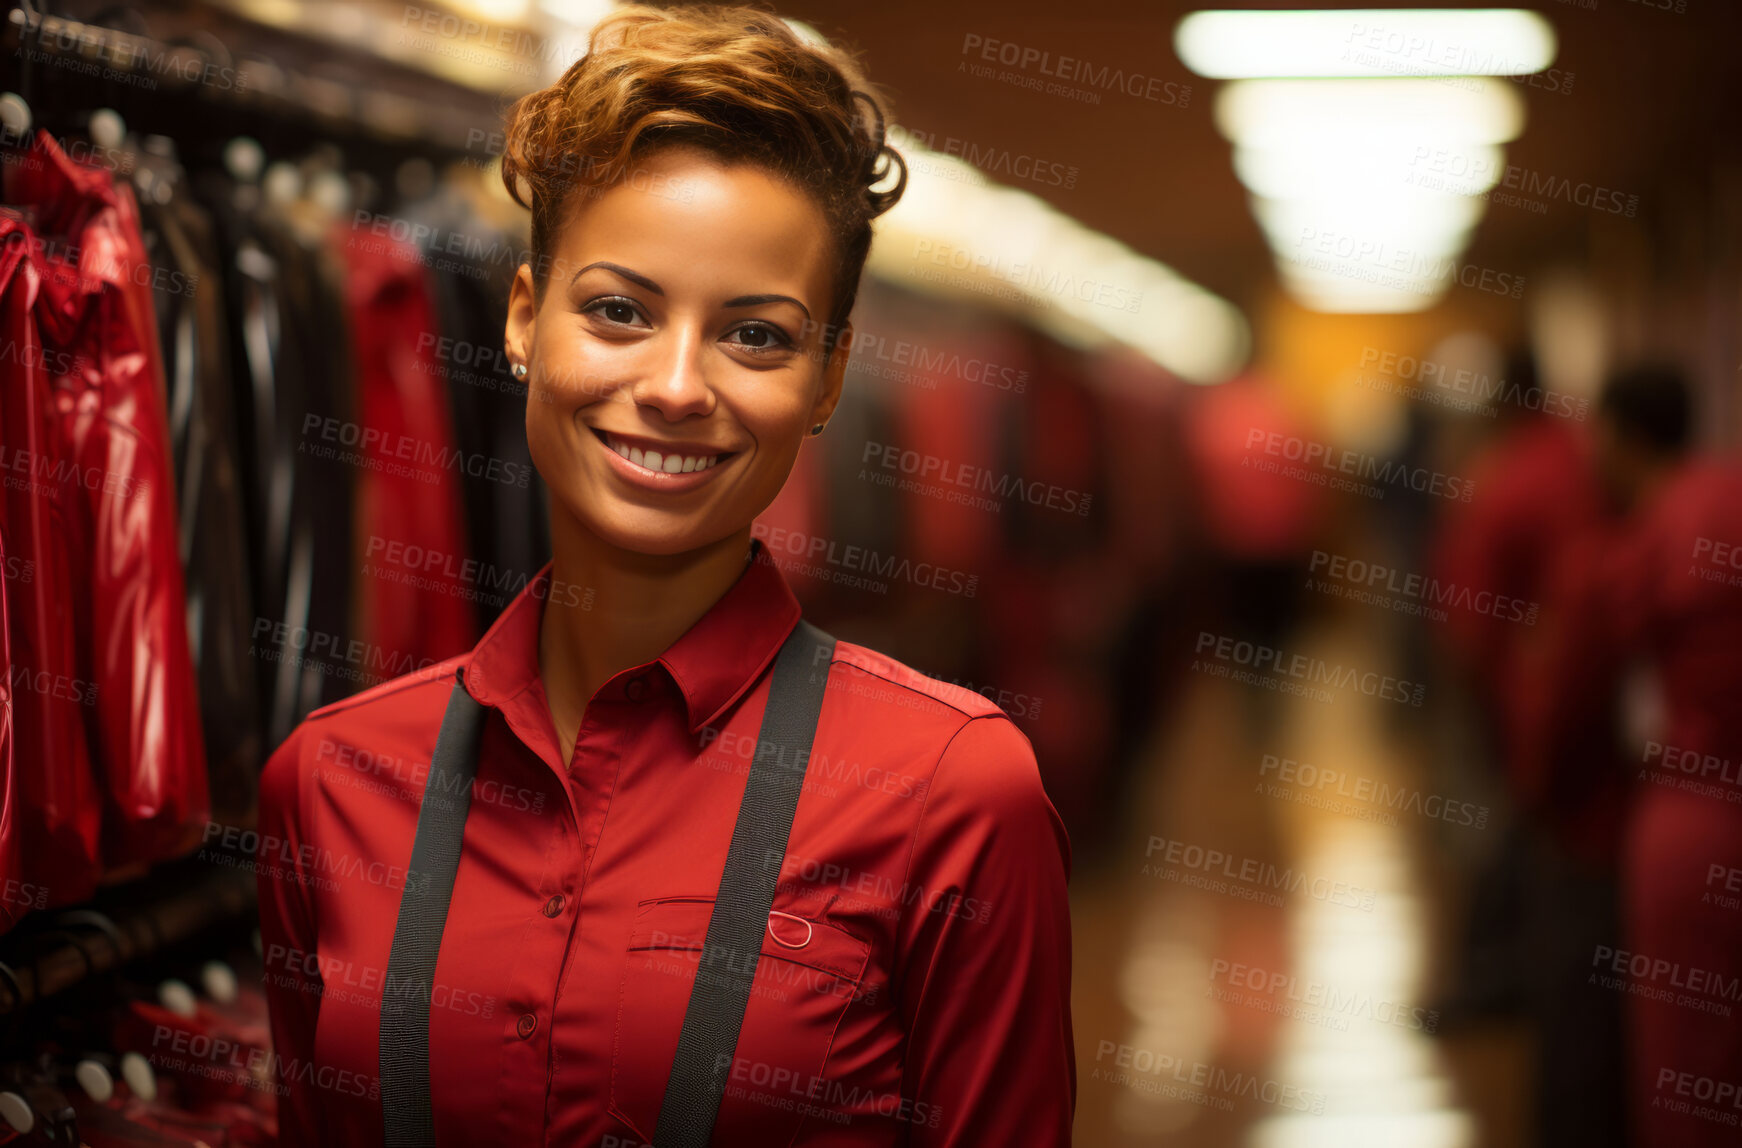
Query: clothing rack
4 2 502 158
0 862 255 1022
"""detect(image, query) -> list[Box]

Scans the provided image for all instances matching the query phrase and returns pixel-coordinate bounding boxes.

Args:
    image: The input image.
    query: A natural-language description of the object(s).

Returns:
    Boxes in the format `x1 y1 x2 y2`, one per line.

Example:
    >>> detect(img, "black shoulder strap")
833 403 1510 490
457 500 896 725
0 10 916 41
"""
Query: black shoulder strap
654 619 835 1148
374 624 836 1148
379 669 486 1148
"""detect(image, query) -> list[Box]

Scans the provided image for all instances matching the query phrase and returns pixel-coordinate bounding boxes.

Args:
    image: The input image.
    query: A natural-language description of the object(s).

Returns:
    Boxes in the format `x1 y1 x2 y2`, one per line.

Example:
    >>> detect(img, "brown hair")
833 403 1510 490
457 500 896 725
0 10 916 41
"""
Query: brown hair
500 3 907 357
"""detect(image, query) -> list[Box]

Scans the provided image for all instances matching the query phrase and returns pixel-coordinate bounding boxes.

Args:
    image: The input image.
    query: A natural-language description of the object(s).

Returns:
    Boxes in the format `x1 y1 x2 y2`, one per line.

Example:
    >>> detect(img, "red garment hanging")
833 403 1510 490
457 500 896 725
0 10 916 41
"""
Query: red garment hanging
0 209 103 912
9 131 209 872
0 529 18 933
334 223 477 678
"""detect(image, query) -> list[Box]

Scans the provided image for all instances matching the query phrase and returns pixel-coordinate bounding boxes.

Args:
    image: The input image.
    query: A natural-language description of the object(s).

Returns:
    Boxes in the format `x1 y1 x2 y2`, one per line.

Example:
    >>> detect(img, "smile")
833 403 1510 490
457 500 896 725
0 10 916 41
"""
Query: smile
590 428 739 491
595 429 733 473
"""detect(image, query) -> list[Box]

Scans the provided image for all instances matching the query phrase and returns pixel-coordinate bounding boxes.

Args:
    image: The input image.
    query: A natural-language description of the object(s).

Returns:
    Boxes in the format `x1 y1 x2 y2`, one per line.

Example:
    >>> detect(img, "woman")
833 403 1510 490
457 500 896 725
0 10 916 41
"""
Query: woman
254 6 1076 1146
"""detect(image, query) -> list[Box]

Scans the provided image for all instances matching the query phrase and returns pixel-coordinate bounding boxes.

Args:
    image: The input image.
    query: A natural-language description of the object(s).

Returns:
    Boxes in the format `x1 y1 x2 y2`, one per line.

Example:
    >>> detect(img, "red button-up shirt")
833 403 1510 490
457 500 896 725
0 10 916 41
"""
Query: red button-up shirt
256 540 1075 1146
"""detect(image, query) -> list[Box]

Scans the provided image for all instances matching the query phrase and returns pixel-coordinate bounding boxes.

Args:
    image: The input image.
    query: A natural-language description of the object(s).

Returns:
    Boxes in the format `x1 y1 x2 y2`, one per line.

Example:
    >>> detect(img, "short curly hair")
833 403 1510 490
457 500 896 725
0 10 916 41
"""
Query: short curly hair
500 2 907 357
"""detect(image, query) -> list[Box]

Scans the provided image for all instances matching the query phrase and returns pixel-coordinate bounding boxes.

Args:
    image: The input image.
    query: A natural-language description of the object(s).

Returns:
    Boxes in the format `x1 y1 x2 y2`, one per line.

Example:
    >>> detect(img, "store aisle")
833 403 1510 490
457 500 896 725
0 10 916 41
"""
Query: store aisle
1071 599 1523 1146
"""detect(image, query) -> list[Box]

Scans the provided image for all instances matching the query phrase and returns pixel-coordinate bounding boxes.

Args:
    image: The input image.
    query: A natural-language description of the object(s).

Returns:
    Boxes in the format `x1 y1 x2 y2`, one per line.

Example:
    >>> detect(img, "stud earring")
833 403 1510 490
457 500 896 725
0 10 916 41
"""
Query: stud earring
512 362 529 381
809 423 825 436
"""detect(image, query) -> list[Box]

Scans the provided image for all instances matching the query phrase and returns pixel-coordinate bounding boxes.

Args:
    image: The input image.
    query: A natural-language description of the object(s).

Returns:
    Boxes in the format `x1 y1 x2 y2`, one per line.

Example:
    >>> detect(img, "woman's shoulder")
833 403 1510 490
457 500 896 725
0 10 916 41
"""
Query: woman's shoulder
259 654 470 785
825 639 1009 722
824 638 1049 809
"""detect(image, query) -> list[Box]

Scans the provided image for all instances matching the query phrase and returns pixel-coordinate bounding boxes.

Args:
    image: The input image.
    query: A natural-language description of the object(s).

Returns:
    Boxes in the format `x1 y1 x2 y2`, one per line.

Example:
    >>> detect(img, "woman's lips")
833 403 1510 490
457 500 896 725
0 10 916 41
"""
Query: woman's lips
590 427 737 492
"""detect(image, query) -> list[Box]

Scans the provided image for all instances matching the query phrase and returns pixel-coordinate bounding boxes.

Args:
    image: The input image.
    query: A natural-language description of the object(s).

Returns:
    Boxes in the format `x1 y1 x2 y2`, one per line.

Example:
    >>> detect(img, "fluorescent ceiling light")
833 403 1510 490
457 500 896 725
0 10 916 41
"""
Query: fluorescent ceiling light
1233 141 1506 200
1176 8 1556 79
1216 78 1525 148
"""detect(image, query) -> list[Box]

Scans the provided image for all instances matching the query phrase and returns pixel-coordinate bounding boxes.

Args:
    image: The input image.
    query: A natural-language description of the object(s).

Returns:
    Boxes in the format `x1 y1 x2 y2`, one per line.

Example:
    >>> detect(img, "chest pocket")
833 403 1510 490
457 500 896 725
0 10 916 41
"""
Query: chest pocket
609 895 871 1145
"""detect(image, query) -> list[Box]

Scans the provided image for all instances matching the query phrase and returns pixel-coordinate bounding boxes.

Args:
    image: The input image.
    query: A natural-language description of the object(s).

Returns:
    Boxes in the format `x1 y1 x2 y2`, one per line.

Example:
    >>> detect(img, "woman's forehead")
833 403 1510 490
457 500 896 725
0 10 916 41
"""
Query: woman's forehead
551 152 834 304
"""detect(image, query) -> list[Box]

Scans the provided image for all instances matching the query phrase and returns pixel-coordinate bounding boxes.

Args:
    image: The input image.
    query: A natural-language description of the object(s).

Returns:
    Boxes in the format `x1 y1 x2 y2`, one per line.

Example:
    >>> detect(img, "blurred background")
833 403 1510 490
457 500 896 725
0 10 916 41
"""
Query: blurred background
4 0 1742 1145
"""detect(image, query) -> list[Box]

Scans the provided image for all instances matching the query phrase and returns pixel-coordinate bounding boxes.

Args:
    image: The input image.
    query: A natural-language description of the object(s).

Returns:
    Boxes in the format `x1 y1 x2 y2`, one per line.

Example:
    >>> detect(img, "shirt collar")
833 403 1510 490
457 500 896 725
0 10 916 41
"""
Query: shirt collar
464 538 802 735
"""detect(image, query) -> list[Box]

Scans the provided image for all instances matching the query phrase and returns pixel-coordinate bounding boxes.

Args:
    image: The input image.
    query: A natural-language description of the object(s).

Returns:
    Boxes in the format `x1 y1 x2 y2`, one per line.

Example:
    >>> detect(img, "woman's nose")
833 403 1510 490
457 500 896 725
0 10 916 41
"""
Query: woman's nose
630 327 716 421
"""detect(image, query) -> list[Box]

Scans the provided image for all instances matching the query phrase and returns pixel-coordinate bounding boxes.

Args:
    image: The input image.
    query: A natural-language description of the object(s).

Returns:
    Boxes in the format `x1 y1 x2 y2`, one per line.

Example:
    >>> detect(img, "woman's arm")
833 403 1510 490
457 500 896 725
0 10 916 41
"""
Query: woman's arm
895 714 1076 1144
255 723 325 1147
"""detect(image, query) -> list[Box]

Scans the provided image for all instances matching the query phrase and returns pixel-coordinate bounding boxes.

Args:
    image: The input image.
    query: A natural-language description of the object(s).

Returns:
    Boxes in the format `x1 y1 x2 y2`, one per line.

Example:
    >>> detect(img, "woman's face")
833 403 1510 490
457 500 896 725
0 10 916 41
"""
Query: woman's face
505 144 850 557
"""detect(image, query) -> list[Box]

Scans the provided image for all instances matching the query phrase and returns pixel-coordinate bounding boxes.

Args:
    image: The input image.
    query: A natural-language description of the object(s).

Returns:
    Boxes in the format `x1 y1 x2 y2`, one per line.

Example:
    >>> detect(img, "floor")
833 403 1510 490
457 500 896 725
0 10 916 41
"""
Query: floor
1067 594 1535 1147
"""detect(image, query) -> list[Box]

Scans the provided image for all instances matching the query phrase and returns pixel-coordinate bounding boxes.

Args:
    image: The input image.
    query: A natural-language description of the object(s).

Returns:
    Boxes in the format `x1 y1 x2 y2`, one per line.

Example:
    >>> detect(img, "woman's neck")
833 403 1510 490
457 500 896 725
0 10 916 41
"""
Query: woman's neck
537 517 753 764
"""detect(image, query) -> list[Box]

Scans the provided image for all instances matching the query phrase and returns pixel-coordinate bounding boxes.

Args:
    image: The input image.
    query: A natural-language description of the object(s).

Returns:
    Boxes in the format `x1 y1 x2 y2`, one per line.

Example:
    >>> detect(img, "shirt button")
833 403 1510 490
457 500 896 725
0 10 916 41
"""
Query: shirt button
516 1013 538 1040
542 894 565 918
624 676 647 702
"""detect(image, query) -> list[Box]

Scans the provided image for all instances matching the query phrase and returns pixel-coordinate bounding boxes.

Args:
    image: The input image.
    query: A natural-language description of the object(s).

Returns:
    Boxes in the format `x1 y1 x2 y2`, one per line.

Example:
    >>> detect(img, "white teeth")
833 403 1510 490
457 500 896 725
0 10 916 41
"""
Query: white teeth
604 432 718 474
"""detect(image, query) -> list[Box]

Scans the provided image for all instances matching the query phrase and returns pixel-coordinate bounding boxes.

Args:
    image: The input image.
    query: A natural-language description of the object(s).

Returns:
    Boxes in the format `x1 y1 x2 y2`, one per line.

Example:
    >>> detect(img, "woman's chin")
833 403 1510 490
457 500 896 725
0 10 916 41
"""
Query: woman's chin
576 507 740 559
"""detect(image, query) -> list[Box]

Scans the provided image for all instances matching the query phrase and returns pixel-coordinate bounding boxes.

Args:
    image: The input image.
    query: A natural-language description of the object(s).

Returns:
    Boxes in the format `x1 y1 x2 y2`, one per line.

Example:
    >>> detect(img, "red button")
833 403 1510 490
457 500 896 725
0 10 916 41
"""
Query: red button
624 676 647 702
543 895 565 918
516 1013 538 1040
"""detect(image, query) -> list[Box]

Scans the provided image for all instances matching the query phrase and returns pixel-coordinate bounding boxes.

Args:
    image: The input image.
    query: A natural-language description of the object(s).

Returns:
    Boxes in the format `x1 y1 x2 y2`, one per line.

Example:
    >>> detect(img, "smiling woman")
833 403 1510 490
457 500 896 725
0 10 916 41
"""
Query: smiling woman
253 4 1077 1148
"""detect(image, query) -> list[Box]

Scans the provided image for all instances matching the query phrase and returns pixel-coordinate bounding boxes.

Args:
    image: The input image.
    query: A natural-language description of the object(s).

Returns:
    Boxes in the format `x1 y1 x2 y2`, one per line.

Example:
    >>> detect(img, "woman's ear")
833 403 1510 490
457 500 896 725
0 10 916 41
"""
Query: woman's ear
812 319 853 431
505 263 538 372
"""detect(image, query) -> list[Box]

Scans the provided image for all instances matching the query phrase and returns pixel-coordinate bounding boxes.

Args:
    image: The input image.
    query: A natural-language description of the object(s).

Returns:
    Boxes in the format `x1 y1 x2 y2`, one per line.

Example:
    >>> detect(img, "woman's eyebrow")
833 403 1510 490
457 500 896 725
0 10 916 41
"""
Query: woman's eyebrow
570 262 812 320
571 261 663 295
724 293 811 320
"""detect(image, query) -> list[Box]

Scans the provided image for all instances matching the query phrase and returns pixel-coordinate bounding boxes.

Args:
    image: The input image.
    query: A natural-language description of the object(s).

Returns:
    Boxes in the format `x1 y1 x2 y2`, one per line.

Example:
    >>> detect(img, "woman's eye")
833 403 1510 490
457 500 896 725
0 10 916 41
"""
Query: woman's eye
583 297 647 327
726 323 792 353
